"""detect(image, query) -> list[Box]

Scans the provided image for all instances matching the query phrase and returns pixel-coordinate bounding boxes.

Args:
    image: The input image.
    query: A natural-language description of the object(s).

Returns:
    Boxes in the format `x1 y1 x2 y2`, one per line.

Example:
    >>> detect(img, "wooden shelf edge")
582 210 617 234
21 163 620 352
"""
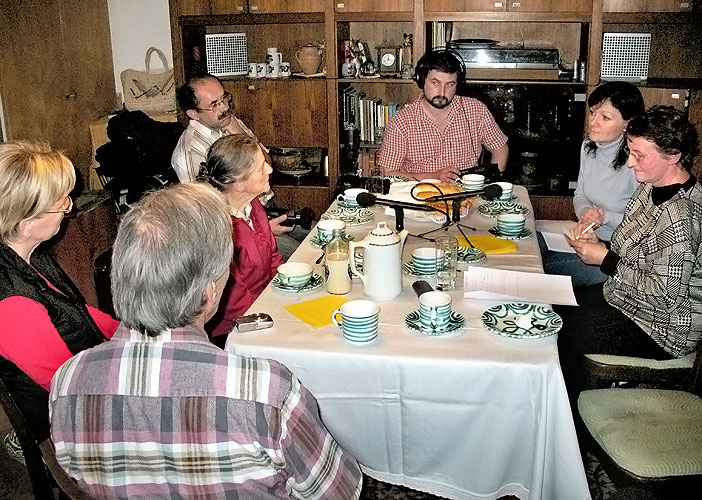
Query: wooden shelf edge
337 78 416 84
423 12 591 23
602 12 702 24
335 12 413 22
178 12 324 26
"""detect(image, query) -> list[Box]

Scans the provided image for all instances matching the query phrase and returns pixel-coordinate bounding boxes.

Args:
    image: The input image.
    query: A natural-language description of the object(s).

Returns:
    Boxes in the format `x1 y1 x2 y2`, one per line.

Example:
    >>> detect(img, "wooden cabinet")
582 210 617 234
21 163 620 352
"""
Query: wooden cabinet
603 0 693 12
250 0 325 13
224 80 327 148
0 0 116 189
639 88 689 111
425 0 592 12
336 0 414 12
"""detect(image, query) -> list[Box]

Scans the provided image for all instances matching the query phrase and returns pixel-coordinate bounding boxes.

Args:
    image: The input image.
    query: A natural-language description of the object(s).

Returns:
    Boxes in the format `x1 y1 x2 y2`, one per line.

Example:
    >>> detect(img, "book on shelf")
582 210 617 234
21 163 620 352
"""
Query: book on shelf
340 87 401 145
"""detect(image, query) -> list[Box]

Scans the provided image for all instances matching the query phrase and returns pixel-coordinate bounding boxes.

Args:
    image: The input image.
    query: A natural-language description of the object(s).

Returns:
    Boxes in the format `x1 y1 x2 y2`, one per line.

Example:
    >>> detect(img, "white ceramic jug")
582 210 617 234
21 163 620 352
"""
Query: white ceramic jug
349 222 408 301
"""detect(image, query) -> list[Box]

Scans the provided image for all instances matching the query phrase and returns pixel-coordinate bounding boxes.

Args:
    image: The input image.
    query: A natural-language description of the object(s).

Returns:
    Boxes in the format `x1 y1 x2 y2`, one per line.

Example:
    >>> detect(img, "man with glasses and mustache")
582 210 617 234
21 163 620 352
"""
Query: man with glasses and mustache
171 74 298 250
377 50 509 184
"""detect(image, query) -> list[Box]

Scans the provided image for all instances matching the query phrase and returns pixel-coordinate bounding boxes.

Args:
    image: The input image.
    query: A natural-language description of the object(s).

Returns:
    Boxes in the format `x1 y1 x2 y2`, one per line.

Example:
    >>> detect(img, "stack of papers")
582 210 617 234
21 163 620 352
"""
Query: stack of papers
463 267 578 306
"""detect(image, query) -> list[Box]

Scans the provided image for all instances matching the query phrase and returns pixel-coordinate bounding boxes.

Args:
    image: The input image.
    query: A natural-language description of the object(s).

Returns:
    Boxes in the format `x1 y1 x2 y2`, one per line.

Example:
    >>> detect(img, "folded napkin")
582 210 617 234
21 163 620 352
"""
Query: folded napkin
458 234 517 254
284 295 349 328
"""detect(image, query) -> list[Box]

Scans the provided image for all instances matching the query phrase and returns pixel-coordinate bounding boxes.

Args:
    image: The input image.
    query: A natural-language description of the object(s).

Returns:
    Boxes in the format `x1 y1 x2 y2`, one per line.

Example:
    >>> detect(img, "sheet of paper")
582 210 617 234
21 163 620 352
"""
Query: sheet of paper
464 267 578 306
541 231 577 253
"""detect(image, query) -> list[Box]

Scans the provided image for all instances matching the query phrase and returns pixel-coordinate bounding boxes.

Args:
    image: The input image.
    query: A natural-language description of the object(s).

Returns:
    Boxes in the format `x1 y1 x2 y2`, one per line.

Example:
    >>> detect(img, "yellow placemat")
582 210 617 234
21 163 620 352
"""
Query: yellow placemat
458 234 517 254
284 295 349 328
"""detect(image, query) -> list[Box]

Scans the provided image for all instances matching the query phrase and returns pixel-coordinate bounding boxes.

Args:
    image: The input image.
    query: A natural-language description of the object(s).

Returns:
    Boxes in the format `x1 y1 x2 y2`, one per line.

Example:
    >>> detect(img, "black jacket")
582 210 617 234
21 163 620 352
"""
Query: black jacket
0 242 107 441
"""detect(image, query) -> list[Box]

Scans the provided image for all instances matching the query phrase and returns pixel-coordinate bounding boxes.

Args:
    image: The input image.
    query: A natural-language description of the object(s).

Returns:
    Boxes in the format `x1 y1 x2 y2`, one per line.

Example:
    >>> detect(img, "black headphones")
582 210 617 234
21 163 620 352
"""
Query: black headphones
413 48 467 89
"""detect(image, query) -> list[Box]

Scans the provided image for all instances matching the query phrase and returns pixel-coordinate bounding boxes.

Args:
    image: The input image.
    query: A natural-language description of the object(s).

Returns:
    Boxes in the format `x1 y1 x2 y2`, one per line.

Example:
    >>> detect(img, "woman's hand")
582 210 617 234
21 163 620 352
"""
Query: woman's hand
577 207 604 231
269 214 294 236
566 230 608 266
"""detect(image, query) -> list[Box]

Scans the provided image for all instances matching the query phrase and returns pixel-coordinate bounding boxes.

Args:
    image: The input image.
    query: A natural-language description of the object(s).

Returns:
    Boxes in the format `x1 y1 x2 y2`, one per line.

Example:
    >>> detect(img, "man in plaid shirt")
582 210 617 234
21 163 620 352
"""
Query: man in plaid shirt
377 50 508 184
49 183 362 499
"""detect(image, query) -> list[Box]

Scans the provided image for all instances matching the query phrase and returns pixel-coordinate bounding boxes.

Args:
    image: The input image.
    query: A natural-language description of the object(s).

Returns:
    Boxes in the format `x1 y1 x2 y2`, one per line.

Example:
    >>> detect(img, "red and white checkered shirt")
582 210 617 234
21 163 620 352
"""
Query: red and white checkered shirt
377 95 507 174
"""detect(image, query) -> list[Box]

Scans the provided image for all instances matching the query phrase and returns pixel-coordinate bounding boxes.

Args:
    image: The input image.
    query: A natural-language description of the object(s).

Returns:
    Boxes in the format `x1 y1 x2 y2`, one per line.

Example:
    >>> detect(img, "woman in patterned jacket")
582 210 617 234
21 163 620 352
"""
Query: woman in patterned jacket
556 106 701 399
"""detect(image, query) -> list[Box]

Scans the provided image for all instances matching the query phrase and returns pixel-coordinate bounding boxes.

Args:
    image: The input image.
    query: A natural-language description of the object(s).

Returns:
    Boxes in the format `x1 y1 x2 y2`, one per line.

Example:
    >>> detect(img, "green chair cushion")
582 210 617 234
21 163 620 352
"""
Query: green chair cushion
578 389 702 478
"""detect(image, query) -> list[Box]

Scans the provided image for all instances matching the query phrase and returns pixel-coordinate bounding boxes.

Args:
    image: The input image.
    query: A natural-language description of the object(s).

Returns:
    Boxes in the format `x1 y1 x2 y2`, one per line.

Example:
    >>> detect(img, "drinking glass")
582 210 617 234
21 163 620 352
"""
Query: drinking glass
435 236 458 291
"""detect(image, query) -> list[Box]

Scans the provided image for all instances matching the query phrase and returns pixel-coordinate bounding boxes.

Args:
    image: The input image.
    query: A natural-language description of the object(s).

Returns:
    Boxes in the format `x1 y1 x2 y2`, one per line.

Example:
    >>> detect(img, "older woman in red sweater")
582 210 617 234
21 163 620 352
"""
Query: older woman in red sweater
199 134 283 339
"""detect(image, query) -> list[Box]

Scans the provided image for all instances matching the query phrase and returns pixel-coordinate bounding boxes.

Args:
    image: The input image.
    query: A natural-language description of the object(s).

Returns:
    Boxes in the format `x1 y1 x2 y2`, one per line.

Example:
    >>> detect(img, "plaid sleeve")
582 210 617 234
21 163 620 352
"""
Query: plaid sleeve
280 377 362 499
377 112 408 174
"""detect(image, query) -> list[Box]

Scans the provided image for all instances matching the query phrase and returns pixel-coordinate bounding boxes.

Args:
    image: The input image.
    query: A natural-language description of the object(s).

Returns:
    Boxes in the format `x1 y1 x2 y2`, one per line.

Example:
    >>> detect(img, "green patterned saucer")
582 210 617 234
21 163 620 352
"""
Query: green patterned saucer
272 273 324 293
457 247 487 264
310 233 354 248
405 310 465 336
488 226 533 240
386 175 411 183
321 207 374 226
478 201 530 218
481 303 562 339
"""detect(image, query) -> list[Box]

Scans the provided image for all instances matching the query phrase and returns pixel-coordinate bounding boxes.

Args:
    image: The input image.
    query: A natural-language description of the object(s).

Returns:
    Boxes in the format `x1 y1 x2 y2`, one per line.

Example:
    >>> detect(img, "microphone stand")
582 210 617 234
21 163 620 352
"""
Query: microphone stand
409 184 478 244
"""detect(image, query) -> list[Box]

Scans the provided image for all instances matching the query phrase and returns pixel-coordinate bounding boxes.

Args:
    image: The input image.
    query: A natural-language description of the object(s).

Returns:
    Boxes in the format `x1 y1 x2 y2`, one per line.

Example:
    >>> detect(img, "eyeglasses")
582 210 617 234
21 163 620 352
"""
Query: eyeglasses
196 92 232 112
45 195 73 214
624 145 652 162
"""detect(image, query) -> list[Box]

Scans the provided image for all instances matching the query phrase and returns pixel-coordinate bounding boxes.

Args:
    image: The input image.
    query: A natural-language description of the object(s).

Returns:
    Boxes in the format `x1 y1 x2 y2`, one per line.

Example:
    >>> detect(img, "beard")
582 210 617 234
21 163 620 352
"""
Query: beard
427 95 451 109
218 109 233 121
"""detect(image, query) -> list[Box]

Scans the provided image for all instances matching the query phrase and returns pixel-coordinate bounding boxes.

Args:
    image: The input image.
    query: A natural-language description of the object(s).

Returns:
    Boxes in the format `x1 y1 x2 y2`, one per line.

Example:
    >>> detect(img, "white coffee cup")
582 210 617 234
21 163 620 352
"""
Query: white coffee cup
496 214 526 236
495 182 513 201
317 219 346 242
419 291 452 332
337 188 368 206
332 300 379 344
256 62 267 78
281 61 291 77
268 63 281 78
248 63 258 78
276 262 313 287
461 173 485 191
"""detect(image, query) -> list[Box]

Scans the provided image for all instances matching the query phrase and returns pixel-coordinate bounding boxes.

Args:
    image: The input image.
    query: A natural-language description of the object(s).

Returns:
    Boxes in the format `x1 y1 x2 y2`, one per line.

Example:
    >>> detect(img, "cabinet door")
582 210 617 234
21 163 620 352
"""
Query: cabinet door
603 0 693 12
249 0 325 13
172 0 246 15
509 0 592 12
225 80 327 147
424 0 507 11
639 88 688 111
335 0 414 12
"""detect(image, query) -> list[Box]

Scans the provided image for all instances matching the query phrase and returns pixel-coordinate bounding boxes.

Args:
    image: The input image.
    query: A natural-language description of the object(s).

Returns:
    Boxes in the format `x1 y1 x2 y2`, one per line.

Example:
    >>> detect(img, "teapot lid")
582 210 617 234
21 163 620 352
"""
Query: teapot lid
368 221 398 241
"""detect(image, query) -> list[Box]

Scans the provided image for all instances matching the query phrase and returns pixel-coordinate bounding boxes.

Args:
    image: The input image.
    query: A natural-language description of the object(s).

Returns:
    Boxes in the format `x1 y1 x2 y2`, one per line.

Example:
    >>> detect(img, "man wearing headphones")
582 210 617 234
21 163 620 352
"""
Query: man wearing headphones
377 50 509 183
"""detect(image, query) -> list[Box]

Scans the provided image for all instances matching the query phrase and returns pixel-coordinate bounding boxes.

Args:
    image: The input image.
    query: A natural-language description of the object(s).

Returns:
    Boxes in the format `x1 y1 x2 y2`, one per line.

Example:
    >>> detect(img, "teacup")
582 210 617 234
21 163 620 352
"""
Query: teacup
461 173 485 191
337 188 368 207
419 291 452 332
317 219 346 244
276 262 313 288
332 300 379 344
495 182 514 201
496 214 526 236
412 247 439 275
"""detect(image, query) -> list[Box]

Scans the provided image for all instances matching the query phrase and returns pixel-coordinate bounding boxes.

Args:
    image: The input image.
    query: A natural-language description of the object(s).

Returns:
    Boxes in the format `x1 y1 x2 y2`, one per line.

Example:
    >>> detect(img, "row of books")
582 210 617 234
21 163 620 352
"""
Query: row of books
340 87 401 144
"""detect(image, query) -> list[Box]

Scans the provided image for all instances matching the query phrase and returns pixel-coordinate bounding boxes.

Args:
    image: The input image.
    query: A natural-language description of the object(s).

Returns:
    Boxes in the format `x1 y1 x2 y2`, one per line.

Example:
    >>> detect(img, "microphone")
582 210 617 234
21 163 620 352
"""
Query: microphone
422 183 503 203
356 192 445 231
356 192 439 212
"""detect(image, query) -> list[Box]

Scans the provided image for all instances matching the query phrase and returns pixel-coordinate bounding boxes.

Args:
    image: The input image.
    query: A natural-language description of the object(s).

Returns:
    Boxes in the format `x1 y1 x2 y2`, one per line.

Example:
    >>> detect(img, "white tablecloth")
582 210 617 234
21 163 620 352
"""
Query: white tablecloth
226 186 590 500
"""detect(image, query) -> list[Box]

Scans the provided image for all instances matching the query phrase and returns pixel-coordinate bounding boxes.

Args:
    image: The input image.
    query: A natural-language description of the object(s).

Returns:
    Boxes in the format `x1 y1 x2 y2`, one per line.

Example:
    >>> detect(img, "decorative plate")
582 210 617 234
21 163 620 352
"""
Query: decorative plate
477 201 530 218
336 199 361 209
271 273 324 293
277 167 313 177
321 207 374 226
457 247 487 264
481 303 563 339
492 194 519 203
488 227 533 240
405 310 465 336
310 233 354 248
403 261 435 277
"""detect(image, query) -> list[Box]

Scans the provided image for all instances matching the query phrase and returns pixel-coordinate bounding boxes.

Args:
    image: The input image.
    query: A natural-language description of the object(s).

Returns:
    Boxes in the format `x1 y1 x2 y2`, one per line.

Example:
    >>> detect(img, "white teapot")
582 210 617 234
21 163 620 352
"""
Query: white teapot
349 222 408 301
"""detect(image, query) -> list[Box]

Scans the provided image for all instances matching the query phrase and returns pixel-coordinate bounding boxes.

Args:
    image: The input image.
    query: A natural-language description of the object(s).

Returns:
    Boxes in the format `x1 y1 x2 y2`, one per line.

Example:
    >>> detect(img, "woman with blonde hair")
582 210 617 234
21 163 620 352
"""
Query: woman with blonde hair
0 141 118 444
199 134 283 340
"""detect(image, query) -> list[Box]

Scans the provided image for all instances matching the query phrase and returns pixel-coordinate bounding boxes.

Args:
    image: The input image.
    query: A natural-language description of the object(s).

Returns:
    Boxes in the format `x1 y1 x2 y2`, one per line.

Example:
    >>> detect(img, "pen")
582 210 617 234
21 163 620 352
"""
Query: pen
576 222 596 240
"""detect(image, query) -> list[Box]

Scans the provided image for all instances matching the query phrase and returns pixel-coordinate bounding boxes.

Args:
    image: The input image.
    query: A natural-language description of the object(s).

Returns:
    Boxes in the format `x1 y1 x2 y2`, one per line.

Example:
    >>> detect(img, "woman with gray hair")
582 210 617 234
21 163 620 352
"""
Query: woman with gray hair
198 134 283 339
0 141 118 444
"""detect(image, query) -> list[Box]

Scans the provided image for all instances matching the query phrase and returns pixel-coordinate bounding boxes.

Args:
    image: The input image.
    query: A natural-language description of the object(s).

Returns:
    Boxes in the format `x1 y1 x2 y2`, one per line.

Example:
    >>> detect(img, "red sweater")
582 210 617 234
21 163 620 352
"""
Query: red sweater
208 198 283 337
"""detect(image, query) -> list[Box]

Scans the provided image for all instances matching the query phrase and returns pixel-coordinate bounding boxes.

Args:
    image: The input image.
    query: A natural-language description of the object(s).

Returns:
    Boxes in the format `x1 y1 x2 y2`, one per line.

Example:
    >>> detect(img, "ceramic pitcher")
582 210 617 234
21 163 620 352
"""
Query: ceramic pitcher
295 44 322 75
349 222 408 301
